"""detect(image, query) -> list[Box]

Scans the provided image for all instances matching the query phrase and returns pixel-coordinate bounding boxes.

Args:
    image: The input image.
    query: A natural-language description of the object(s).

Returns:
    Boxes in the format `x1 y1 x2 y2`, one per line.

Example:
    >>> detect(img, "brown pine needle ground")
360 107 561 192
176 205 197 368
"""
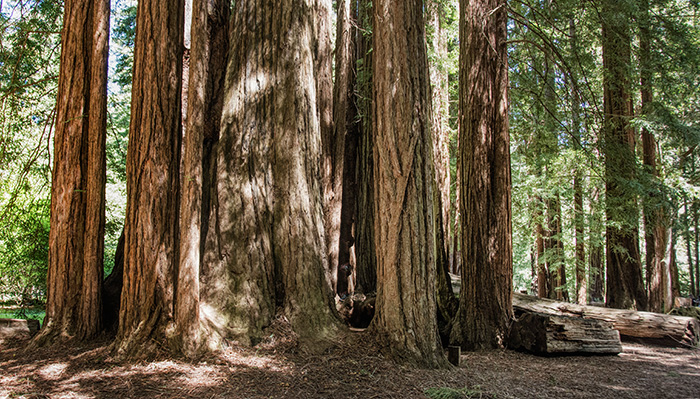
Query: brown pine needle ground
1 325 699 399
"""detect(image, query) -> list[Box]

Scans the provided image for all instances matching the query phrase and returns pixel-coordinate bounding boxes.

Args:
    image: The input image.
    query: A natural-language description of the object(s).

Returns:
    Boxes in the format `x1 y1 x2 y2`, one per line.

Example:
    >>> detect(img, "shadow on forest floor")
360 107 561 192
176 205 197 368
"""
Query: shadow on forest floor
1 325 699 399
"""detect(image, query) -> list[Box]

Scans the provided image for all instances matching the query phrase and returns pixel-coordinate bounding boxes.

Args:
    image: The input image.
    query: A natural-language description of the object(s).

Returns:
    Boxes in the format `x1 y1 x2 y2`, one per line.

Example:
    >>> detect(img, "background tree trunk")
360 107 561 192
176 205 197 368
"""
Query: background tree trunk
116 0 184 357
202 0 339 347
176 0 230 357
427 0 451 259
35 0 109 345
602 0 647 311
589 188 605 303
570 18 586 306
353 0 376 294
333 0 359 297
371 0 446 367
451 0 513 350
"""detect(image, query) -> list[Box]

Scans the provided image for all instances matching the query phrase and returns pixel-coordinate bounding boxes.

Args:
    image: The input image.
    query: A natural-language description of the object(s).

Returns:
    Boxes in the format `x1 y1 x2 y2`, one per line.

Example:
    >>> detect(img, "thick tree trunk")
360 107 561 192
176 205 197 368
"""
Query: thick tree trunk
115 0 184 358
176 0 230 357
640 0 671 313
602 0 647 311
34 0 109 345
371 0 446 367
202 0 339 348
451 0 513 350
354 0 376 295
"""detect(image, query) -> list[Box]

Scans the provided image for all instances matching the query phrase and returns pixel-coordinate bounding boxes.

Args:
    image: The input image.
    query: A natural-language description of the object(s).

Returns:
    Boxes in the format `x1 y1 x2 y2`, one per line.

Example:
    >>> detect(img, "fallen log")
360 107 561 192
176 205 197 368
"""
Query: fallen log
508 312 622 355
0 318 40 341
514 293 700 347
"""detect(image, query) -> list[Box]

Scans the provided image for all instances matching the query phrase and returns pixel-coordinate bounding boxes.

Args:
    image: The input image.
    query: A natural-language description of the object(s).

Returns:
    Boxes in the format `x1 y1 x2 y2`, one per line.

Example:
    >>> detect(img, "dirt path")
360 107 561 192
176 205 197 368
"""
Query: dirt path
1 332 698 399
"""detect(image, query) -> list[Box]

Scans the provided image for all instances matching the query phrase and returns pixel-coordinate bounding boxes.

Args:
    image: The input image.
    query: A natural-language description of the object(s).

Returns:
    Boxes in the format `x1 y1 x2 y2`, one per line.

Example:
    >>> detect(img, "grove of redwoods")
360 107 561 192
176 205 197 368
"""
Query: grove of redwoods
1 0 699 367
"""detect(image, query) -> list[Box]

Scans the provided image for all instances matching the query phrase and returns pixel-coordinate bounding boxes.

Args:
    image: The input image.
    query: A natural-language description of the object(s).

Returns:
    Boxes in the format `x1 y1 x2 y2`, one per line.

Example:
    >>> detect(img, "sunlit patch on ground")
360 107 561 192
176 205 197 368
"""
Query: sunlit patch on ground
1 337 699 398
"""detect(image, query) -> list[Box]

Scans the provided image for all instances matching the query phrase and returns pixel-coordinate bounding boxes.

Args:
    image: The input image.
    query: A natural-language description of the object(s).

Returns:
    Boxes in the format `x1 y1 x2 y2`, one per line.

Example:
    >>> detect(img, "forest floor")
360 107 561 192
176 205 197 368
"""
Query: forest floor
1 320 699 399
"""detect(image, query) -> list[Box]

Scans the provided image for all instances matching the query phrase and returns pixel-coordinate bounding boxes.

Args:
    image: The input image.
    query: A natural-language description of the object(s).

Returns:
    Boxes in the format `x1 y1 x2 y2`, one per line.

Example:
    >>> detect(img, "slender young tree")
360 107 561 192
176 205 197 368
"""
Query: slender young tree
602 0 647 310
176 0 230 357
201 0 339 347
35 0 109 344
371 0 446 367
115 0 184 357
451 0 513 350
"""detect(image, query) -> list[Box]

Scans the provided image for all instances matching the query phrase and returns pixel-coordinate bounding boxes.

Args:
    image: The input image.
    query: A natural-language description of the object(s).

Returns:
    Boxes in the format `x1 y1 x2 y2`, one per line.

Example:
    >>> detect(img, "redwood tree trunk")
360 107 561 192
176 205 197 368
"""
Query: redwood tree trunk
35 0 109 345
428 0 451 259
334 0 359 296
589 188 605 303
353 0 376 294
371 0 446 367
451 0 513 350
176 0 230 357
602 0 647 311
202 0 339 347
570 19 586 305
116 0 184 357
640 0 670 313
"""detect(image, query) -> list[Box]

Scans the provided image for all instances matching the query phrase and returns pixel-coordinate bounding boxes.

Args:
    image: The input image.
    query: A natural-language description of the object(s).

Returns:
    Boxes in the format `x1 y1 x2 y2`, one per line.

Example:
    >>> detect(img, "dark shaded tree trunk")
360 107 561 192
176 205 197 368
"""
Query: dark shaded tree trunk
201 0 339 348
371 0 446 367
684 198 695 297
34 0 109 346
589 188 605 303
602 0 647 311
353 0 376 294
535 201 548 298
176 0 230 357
334 0 359 297
115 0 184 357
546 195 568 301
451 0 513 350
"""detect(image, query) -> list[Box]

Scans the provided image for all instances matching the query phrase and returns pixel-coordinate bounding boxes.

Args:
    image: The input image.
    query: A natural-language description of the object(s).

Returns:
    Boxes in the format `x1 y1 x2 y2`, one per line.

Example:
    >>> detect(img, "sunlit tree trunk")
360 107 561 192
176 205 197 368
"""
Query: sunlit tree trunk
201 0 339 347
602 0 647 310
176 0 230 357
371 0 446 367
116 0 184 357
451 0 513 350
35 0 109 345
427 0 451 259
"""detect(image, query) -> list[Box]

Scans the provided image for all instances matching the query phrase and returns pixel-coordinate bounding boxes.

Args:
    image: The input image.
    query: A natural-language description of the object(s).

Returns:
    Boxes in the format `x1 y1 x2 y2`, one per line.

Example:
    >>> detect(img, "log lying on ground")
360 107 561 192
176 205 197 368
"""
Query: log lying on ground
0 318 40 341
514 293 700 347
508 312 622 355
